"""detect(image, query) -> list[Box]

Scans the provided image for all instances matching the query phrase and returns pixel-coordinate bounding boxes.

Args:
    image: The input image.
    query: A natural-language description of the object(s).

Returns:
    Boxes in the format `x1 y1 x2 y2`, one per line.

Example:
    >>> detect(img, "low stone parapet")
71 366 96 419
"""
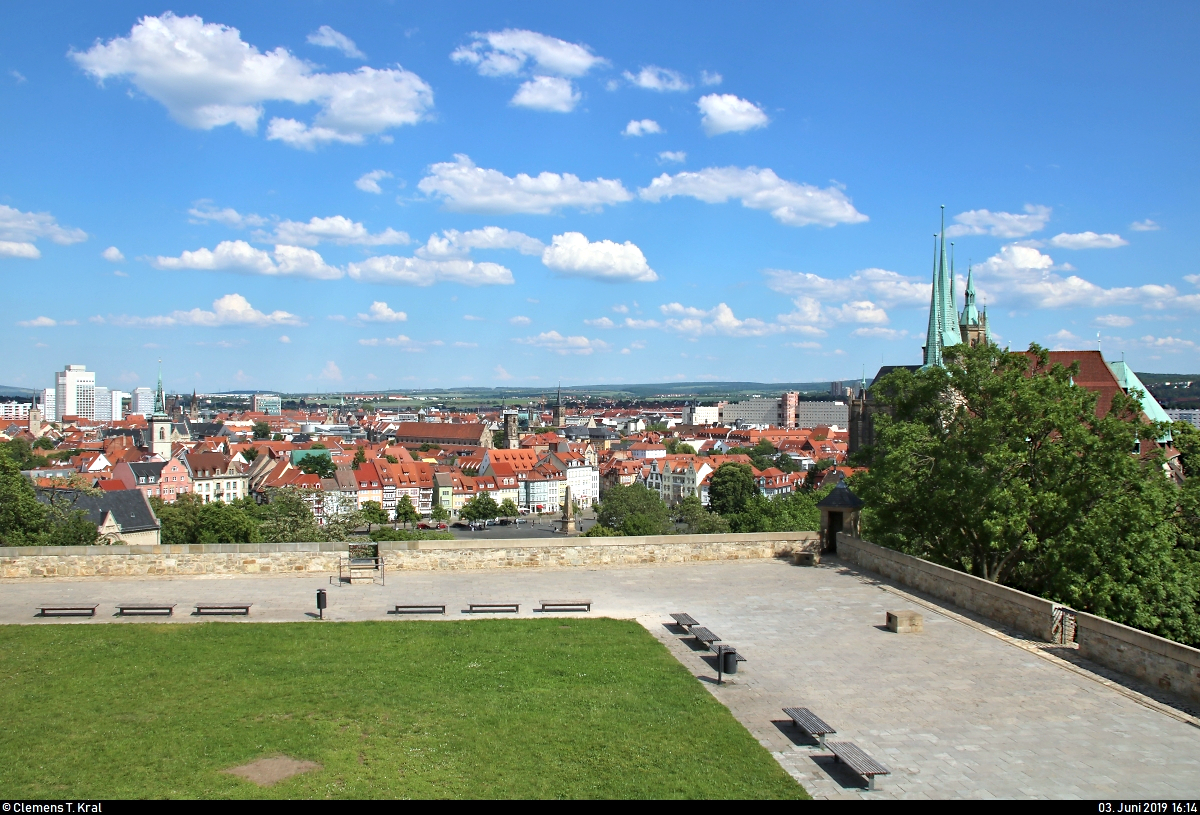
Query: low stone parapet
0 532 819 579
1076 611 1200 705
835 533 1055 641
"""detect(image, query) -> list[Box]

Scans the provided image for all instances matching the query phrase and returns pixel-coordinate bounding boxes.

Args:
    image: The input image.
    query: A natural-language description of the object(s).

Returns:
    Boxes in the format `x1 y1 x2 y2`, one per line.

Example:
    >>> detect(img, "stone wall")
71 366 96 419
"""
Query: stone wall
837 532 1200 706
0 532 819 579
1076 611 1200 706
836 532 1056 641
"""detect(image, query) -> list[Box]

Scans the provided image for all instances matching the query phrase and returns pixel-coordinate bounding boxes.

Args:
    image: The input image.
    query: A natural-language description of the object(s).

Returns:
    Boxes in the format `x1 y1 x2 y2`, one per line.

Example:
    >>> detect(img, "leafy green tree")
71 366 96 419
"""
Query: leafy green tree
708 463 758 516
352 447 367 470
1 438 48 470
242 446 260 462
272 433 284 441
321 494 365 542
0 453 50 545
593 483 672 536
393 495 420 528
32 436 55 451
361 500 389 530
258 488 323 543
674 495 730 534
297 454 335 479
310 443 327 450
492 430 506 448
385 454 399 464
854 341 1200 645
195 500 261 543
430 503 451 523
1172 421 1200 478
498 498 520 518
460 492 500 523
252 421 270 440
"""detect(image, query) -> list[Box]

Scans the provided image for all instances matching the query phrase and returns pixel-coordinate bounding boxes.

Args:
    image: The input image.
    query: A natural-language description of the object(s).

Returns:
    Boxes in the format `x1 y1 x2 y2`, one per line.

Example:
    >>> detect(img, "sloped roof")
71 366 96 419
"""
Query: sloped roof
36 488 160 533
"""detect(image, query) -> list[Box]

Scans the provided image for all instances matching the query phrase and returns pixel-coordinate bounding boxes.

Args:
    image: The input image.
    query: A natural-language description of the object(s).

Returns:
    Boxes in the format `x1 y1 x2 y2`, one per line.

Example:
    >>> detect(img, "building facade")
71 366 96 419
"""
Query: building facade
55 364 95 421
253 394 282 415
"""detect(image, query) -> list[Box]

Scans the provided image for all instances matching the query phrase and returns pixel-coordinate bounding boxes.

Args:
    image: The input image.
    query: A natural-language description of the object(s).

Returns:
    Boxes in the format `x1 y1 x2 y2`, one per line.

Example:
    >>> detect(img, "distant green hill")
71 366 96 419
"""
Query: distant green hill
1135 372 1200 410
0 385 37 398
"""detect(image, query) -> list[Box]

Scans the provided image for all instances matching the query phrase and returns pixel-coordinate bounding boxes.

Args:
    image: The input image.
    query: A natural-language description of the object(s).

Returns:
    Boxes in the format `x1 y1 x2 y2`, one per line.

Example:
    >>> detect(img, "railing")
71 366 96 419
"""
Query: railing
338 556 385 586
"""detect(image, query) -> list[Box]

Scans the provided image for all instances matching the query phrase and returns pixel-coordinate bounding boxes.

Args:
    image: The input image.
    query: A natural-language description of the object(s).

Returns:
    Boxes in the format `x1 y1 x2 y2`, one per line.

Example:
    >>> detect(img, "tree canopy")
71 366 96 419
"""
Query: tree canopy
297 454 335 479
460 492 500 522
853 341 1200 646
592 483 672 536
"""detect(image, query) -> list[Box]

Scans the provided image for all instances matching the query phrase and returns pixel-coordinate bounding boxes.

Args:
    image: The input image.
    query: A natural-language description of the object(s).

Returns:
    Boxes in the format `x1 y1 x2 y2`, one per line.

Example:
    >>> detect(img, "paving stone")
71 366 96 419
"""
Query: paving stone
3 556 1199 798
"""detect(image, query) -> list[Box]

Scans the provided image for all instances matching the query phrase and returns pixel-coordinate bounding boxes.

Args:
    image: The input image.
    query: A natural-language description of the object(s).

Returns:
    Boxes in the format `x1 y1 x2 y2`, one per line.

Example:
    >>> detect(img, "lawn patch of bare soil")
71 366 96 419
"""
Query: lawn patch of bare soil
223 756 321 787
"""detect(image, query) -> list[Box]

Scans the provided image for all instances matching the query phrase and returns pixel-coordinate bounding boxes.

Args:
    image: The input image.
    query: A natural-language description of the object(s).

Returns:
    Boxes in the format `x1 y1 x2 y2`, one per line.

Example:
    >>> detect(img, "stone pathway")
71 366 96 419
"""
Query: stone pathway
3 557 1198 798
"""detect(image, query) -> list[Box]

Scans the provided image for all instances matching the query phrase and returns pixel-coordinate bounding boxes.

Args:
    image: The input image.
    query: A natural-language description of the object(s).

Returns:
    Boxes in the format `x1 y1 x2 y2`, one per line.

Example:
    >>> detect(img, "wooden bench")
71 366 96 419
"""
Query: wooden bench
538 599 592 612
117 603 176 616
670 612 699 631
782 707 836 747
689 626 721 649
37 604 98 617
467 602 519 614
392 604 446 615
827 742 890 790
194 603 252 616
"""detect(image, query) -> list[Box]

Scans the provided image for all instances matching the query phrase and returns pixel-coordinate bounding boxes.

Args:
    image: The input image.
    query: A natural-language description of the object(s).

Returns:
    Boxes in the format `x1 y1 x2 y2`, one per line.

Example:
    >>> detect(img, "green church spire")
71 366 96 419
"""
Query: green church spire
923 206 963 367
153 358 167 415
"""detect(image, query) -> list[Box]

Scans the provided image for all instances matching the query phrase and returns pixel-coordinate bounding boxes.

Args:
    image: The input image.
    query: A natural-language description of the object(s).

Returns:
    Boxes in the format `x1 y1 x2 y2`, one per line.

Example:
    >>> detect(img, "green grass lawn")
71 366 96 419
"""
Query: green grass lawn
0 618 806 799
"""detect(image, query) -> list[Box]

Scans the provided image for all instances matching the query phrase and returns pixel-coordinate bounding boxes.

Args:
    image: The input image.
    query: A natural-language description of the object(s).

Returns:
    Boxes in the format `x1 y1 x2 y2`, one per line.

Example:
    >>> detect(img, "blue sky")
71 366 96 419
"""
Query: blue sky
2 2 1198 395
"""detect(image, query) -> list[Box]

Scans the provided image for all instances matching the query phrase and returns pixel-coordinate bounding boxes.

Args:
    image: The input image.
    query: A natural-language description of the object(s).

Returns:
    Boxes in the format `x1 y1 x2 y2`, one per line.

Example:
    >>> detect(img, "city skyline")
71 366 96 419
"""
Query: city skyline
2 2 1198 393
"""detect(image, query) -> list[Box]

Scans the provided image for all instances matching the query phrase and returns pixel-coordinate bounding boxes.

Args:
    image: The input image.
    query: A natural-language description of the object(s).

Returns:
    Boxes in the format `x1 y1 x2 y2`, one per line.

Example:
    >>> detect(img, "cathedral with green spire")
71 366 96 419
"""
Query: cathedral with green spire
922 205 991 368
849 207 994 453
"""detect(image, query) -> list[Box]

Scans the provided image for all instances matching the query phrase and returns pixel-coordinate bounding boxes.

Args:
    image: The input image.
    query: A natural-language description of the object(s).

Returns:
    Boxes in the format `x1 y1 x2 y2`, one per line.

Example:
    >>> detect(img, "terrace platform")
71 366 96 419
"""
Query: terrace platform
3 557 1198 799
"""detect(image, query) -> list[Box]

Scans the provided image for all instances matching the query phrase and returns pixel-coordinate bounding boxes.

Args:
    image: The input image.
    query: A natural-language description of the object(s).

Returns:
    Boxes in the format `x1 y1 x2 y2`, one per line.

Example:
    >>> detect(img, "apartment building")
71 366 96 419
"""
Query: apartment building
55 364 95 421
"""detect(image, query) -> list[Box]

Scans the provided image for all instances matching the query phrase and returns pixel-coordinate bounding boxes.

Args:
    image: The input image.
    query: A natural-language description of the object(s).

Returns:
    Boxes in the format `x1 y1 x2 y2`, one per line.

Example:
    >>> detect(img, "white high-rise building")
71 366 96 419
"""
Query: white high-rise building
132 387 154 416
40 388 55 419
94 386 111 422
109 390 130 420
54 364 95 421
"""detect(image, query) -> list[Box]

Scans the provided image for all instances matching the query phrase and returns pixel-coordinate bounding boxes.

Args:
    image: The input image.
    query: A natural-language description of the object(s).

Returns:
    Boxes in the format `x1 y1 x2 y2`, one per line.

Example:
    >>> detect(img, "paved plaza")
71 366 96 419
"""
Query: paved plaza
3 557 1199 799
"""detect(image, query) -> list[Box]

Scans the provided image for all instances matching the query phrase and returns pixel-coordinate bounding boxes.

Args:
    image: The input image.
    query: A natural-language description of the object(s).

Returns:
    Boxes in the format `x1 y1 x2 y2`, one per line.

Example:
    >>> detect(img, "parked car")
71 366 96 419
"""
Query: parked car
513 518 526 525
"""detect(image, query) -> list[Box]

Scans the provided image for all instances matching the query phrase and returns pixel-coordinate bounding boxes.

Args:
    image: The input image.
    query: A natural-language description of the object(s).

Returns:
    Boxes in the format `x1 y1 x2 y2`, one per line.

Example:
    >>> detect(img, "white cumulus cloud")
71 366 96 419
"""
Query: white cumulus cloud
112 293 302 327
1048 231 1128 250
416 227 544 259
307 25 364 59
320 361 343 380
542 232 657 282
0 204 87 251
944 205 1051 238
355 169 392 193
1095 314 1134 328
152 240 343 280
358 301 407 322
624 66 690 91
514 331 608 355
658 302 781 337
640 166 867 227
0 241 40 259
72 13 432 148
187 201 267 228
451 29 605 78
102 246 125 262
697 93 768 135
511 76 580 112
509 315 531 325
623 119 662 136
347 255 514 287
17 316 59 328
657 151 686 164
418 154 631 214
264 215 409 246
584 317 615 328
1130 219 1160 232
700 70 722 86
973 243 1177 309
765 267 927 308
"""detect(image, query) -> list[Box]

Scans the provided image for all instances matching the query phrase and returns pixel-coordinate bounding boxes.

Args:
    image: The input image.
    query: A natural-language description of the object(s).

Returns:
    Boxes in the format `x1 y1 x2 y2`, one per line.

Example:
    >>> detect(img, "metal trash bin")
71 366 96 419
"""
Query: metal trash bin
721 648 739 675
